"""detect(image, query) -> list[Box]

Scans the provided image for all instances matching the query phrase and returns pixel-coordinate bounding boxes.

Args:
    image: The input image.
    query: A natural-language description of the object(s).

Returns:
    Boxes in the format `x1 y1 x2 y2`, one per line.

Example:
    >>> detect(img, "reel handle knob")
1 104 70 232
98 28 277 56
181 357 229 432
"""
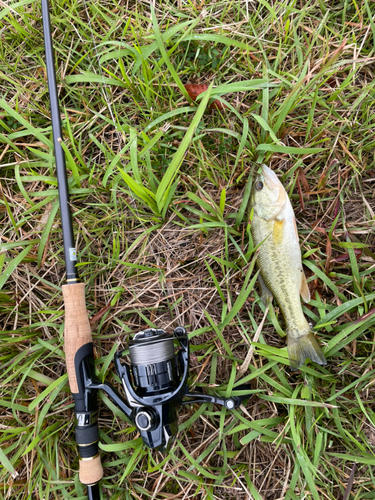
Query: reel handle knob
224 399 236 410
135 410 157 431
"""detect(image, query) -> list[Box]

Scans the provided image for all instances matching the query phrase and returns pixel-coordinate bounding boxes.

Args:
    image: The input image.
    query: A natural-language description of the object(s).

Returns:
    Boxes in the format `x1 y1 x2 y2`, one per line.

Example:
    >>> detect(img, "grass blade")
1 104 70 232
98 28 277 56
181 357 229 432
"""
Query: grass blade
155 83 213 210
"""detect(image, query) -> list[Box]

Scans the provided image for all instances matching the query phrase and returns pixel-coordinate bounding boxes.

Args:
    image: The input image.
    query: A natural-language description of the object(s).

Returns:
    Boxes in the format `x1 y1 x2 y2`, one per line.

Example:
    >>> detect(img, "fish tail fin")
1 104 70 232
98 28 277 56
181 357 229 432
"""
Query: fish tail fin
287 332 327 371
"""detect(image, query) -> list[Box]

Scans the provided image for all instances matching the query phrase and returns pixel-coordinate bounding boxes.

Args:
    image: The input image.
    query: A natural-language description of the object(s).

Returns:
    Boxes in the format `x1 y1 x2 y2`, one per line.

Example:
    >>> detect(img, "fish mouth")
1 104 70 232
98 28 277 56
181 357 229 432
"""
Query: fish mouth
261 164 281 190
255 164 286 211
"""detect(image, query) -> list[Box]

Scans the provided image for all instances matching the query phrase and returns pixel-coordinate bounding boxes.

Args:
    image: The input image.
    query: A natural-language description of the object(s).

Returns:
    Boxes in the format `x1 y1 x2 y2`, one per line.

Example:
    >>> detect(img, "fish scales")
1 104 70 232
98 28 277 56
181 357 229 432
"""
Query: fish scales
252 213 307 333
250 165 327 370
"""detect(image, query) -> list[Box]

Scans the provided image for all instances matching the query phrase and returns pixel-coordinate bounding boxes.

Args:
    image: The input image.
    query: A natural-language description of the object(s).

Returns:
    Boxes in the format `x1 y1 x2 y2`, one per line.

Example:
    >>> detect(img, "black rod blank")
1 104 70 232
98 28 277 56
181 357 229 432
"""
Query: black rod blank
41 0 79 283
87 484 100 500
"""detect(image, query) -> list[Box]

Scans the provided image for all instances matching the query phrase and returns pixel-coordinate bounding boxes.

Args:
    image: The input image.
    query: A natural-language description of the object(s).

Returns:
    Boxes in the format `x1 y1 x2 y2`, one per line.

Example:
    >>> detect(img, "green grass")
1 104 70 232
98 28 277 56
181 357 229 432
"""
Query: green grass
1 0 375 498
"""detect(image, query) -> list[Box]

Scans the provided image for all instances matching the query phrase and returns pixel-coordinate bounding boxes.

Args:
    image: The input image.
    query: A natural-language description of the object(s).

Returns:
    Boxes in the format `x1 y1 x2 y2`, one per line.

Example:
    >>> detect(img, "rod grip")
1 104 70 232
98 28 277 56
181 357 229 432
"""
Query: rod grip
62 283 104 485
62 283 93 394
79 456 104 486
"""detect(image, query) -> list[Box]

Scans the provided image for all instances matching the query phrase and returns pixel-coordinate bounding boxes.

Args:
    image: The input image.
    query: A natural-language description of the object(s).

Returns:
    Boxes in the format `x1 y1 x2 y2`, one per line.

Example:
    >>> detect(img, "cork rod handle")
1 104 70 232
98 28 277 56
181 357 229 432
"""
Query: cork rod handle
62 283 93 394
62 283 103 486
79 456 103 486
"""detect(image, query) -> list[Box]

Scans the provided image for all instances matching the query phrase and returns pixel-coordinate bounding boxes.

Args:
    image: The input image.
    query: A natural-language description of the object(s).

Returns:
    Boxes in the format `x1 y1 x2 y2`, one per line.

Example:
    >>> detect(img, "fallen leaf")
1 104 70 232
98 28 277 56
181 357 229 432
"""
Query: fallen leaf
184 84 226 109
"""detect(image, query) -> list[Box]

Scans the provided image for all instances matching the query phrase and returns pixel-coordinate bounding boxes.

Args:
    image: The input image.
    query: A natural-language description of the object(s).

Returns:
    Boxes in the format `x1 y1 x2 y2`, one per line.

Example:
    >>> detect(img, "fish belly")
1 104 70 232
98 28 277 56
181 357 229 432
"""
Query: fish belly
251 214 307 333
251 213 327 369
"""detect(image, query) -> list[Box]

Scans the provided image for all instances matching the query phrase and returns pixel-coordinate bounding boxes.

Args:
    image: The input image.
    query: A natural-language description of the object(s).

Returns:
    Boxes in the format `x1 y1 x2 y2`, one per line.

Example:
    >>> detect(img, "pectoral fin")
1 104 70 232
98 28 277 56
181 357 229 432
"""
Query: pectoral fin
300 272 310 303
272 219 284 245
259 274 273 306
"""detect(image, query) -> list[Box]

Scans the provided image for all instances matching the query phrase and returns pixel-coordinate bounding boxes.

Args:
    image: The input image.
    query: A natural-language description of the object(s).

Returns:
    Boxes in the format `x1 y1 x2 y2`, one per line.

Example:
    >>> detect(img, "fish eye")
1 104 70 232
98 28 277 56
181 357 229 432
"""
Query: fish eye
255 181 263 191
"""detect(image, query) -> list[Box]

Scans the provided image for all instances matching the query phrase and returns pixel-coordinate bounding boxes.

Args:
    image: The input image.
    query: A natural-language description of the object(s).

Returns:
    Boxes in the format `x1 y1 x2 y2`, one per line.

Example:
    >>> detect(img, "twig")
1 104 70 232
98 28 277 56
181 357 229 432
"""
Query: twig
237 306 269 379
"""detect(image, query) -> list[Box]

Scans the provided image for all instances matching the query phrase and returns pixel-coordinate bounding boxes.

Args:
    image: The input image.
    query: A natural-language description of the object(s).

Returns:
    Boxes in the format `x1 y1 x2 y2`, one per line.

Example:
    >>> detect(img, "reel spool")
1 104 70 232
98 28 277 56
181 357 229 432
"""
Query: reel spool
128 329 182 394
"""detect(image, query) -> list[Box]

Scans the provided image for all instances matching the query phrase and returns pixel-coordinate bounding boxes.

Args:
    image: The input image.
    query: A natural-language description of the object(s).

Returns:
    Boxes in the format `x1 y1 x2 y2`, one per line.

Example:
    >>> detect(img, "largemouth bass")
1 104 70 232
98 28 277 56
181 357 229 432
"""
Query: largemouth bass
250 165 327 370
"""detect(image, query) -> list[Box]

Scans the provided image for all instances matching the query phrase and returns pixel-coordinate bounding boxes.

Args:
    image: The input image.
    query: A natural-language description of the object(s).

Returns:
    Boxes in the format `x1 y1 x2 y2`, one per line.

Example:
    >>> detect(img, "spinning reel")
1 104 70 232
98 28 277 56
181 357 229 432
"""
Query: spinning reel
82 327 251 451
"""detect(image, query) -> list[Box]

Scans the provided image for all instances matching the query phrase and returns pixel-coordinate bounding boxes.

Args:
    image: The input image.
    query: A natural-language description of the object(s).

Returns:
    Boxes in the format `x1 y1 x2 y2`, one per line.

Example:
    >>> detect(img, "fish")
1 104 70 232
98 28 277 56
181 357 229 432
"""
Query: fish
250 164 327 370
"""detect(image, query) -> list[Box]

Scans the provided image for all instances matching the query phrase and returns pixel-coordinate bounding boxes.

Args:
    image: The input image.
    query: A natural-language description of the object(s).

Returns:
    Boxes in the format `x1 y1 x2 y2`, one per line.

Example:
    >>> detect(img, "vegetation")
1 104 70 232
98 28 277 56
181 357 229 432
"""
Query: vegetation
0 0 375 498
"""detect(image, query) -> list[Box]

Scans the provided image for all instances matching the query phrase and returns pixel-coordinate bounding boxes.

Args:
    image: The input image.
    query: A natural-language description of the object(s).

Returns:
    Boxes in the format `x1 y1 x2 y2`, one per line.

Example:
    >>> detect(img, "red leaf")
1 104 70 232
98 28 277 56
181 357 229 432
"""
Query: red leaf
296 175 305 211
311 221 327 234
331 249 362 263
325 237 332 274
89 304 111 327
298 167 310 195
184 84 226 110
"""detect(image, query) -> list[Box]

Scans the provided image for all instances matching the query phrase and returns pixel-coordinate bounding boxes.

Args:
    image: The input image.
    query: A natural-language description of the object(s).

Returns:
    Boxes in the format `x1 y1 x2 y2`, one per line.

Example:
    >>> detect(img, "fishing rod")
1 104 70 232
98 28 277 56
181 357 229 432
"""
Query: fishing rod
41 1 102 498
41 1 253 498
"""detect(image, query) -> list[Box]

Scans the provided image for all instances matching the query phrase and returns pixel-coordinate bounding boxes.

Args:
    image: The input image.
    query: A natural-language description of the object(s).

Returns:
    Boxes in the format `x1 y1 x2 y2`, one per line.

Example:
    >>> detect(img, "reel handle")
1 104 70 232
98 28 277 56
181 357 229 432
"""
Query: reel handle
62 283 103 486
183 384 252 409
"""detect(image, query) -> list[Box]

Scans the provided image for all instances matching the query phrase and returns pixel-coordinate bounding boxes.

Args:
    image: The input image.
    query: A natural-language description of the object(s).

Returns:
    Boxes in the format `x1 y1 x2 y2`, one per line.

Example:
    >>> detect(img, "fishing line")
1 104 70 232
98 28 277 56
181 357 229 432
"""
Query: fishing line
129 333 175 365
